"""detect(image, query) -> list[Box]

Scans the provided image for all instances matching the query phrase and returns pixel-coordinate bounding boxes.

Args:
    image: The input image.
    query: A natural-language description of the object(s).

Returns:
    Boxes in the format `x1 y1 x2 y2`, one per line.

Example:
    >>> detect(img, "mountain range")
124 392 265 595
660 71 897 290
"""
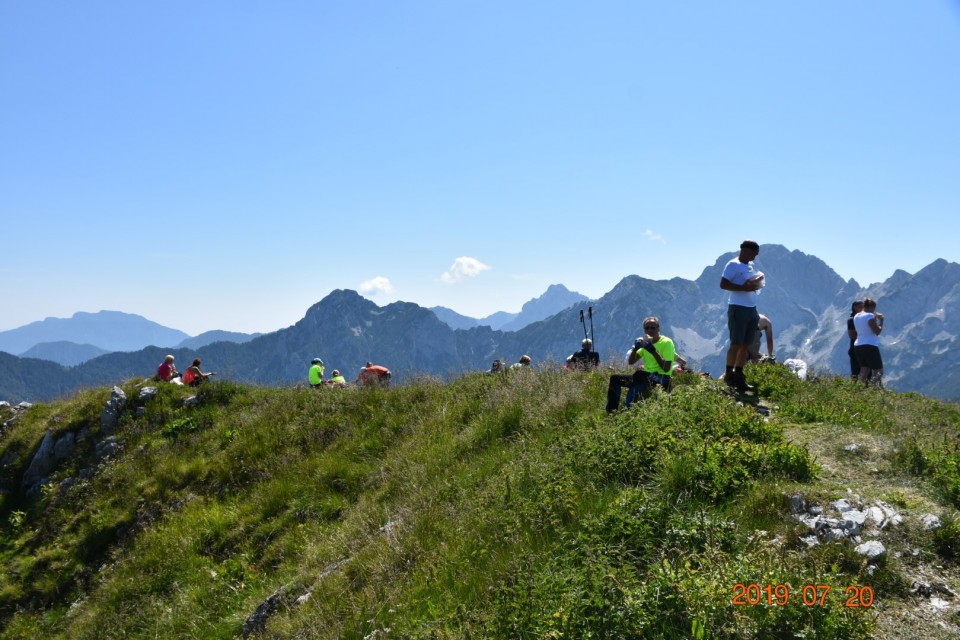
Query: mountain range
0 311 262 366
0 288 584 366
2 245 958 403
430 284 588 331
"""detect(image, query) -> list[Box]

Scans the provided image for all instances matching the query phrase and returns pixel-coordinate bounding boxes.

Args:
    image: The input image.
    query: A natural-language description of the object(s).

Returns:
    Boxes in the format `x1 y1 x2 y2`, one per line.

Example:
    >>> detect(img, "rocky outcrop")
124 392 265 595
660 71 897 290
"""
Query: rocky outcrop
21 429 78 495
100 386 127 435
18 384 161 497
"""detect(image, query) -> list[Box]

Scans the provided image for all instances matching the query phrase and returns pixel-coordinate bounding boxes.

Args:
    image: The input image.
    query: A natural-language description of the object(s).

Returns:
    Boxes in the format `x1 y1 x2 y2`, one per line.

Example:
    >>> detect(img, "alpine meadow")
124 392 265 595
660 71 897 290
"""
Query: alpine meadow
1 363 959 638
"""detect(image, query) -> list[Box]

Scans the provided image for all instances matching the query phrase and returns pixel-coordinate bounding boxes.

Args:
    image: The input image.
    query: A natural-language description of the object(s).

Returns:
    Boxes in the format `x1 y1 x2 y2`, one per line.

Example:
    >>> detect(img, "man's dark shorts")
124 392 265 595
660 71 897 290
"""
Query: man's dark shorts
854 345 883 370
728 304 760 345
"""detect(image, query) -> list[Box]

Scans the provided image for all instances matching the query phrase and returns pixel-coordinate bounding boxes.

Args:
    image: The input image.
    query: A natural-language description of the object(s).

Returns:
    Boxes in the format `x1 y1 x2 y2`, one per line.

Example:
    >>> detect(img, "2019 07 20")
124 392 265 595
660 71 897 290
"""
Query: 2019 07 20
732 583 874 607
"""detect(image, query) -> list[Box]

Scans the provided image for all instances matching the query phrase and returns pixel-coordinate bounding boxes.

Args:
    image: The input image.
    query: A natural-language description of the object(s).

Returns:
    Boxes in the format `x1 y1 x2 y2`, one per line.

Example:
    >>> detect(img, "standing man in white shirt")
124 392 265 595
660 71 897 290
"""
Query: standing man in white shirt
720 239 763 392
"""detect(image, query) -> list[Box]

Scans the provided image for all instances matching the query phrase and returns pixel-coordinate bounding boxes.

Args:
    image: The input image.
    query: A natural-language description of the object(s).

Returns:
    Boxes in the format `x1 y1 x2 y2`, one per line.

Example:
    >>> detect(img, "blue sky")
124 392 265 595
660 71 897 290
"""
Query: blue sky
2 1 958 335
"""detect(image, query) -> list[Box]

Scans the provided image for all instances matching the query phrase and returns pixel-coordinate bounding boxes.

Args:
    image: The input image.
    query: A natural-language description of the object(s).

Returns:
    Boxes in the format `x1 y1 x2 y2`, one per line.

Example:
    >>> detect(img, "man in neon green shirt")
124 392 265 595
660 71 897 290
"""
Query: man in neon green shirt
308 358 325 388
606 316 675 413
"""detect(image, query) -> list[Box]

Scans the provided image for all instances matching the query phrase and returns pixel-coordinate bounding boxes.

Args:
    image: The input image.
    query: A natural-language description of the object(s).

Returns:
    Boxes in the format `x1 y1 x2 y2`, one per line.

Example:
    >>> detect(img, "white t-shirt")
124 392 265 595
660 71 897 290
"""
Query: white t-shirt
722 258 760 307
853 312 880 347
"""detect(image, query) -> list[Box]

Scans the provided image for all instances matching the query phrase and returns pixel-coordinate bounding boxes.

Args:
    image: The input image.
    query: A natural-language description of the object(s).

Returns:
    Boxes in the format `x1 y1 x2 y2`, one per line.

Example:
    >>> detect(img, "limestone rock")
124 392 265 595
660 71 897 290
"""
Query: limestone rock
100 387 127 435
95 437 120 461
21 430 56 492
242 585 289 638
855 540 886 560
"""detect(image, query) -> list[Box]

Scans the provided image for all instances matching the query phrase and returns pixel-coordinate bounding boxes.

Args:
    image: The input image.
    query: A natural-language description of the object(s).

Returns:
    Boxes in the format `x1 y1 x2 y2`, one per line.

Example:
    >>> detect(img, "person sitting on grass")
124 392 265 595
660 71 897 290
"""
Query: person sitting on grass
182 358 216 387
156 355 181 382
511 355 532 369
358 362 392 387
606 316 675 413
325 369 347 387
308 358 325 388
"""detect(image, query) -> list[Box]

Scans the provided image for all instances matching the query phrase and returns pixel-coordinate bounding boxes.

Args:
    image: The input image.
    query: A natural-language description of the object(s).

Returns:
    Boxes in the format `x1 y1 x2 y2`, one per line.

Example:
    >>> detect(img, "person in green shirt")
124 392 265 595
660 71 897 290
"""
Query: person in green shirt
308 358 325 388
606 316 675 413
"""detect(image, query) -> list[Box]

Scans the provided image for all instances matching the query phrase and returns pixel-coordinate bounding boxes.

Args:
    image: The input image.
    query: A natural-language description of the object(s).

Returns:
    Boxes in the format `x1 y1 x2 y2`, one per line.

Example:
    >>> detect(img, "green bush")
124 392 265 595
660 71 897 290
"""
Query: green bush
932 513 960 559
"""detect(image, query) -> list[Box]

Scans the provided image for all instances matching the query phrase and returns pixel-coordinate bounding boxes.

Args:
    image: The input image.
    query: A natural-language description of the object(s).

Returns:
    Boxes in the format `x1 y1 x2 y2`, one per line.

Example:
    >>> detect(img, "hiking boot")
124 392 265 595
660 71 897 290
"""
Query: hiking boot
735 371 755 393
723 371 737 387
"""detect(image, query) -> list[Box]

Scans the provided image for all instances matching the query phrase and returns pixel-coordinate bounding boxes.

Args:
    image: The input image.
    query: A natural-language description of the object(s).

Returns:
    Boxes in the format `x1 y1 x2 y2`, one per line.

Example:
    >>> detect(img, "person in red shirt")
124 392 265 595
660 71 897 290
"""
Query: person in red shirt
357 362 392 387
182 359 216 386
157 355 181 382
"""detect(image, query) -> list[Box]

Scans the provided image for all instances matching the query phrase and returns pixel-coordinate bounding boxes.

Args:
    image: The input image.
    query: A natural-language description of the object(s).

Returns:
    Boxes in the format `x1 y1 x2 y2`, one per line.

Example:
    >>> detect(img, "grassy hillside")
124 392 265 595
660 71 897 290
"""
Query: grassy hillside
0 365 957 638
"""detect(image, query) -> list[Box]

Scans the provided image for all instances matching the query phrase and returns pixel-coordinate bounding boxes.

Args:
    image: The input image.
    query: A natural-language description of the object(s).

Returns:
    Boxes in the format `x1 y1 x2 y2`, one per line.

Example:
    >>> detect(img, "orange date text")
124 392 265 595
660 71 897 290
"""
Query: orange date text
732 584 874 607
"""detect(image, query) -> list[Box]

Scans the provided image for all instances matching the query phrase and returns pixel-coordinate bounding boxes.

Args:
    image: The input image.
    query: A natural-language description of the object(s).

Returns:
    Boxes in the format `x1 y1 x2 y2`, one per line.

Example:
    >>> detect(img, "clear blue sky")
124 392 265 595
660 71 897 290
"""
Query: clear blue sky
3 2 958 335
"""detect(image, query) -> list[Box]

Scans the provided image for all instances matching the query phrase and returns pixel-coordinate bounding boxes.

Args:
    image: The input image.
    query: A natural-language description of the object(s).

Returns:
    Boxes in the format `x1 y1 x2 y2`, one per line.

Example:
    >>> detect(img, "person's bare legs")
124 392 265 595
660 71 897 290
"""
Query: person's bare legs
734 344 749 369
726 343 739 367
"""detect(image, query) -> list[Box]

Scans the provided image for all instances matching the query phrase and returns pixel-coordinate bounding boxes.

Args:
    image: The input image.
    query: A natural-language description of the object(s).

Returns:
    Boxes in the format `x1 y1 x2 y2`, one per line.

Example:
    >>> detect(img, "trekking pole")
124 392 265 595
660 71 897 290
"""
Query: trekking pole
588 306 595 351
579 310 588 341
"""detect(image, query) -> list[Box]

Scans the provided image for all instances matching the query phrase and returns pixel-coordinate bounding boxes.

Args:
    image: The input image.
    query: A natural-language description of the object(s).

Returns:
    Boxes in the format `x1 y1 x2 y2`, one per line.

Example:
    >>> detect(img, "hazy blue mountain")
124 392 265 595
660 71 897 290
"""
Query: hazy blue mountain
431 284 588 332
499 284 588 331
429 307 480 330
3 247 958 403
18 341 109 366
427 307 520 331
0 311 190 355
175 330 263 350
480 311 520 330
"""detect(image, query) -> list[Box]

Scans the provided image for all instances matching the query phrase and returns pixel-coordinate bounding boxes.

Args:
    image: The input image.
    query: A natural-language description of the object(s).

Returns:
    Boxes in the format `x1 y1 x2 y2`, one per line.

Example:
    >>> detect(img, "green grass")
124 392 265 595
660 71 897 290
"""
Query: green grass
0 366 956 638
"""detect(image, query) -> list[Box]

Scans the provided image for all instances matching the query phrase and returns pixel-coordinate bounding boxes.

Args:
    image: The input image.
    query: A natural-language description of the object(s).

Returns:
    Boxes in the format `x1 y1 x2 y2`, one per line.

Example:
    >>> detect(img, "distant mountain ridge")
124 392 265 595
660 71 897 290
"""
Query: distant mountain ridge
0 312 261 366
175 330 263 350
18 341 109 367
2 247 958 403
430 284 588 331
0 311 190 356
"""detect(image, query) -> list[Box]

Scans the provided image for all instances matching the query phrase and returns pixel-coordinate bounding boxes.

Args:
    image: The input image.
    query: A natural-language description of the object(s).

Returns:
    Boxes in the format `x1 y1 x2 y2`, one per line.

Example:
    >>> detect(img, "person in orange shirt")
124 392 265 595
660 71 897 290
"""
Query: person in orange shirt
357 362 392 387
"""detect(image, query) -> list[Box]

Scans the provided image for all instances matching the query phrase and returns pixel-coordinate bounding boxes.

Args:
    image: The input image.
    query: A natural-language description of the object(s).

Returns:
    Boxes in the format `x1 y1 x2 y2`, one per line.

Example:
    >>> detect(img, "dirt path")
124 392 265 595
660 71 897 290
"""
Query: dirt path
782 418 960 638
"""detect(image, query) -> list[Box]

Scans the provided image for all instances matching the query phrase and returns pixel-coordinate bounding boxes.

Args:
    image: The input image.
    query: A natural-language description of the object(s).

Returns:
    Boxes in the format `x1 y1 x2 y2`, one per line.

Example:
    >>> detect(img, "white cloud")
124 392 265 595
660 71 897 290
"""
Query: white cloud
440 256 491 284
645 229 667 244
358 276 394 295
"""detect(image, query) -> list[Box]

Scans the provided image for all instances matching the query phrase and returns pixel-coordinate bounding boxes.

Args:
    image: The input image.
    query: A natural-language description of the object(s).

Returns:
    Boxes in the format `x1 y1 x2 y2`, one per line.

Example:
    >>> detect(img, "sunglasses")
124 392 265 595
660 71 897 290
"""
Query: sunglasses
643 324 659 330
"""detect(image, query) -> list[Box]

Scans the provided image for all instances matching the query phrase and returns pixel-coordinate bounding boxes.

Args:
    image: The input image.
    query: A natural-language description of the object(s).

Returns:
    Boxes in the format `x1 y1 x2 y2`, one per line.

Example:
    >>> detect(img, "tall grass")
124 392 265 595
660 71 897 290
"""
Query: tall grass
0 366 955 638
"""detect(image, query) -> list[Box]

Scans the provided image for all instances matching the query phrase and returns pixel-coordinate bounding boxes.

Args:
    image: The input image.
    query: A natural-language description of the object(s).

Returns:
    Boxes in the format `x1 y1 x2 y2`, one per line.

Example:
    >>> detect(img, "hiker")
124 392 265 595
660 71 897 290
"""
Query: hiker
511 355 532 370
358 362 392 387
308 358 325 388
853 298 884 386
606 316 675 413
847 300 864 380
720 239 763 392
746 313 775 362
182 358 215 386
566 338 600 370
488 359 505 374
325 369 347 387
156 355 181 382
